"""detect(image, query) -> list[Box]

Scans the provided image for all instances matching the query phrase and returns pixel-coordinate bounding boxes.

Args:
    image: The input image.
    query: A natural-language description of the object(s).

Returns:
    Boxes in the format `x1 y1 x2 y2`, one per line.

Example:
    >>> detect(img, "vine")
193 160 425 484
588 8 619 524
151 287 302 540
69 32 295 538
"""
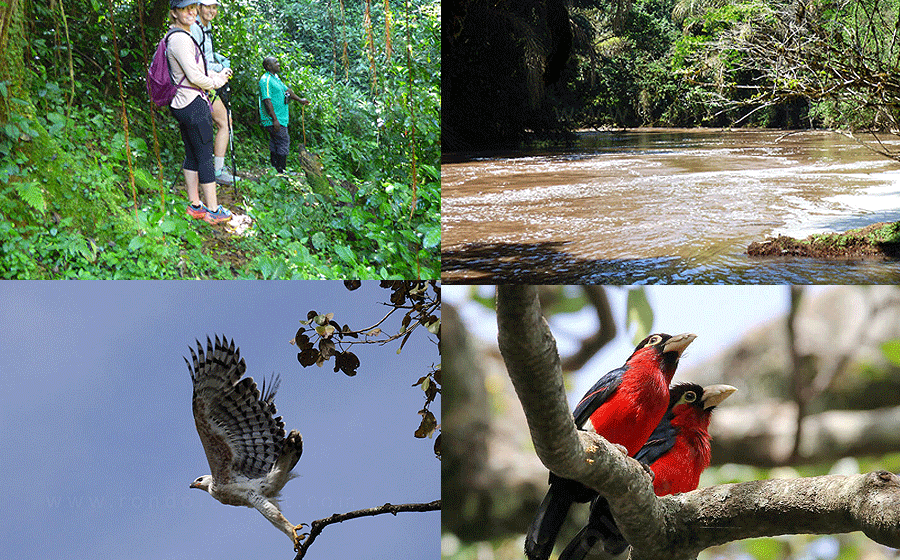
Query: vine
105 0 138 220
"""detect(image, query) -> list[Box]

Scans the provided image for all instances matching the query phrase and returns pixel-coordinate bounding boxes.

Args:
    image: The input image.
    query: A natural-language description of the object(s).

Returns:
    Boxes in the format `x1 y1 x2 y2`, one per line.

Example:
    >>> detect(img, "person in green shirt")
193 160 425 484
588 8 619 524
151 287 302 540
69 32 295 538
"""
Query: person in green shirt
258 57 309 173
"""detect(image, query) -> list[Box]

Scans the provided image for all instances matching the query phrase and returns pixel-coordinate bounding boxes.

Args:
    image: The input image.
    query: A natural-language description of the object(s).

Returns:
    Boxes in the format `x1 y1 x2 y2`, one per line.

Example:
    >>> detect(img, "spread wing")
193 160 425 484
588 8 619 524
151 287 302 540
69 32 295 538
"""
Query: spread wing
187 336 287 484
572 366 625 428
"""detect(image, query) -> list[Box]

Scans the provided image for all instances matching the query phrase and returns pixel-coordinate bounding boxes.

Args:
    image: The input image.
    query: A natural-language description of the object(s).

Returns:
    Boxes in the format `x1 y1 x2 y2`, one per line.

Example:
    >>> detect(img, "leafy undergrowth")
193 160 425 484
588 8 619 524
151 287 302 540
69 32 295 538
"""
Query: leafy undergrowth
3 0 440 279
0 88 439 279
0 165 439 279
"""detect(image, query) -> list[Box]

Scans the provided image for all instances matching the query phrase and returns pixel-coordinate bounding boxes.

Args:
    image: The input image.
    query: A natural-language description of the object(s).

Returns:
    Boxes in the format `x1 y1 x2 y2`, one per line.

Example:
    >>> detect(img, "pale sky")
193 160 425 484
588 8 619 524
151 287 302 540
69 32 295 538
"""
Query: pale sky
444 285 796 405
0 281 439 560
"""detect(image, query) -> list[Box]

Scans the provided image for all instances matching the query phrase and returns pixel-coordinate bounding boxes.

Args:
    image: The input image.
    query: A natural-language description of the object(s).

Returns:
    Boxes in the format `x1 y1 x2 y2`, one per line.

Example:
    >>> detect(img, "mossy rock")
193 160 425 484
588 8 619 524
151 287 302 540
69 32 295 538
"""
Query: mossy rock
748 222 900 259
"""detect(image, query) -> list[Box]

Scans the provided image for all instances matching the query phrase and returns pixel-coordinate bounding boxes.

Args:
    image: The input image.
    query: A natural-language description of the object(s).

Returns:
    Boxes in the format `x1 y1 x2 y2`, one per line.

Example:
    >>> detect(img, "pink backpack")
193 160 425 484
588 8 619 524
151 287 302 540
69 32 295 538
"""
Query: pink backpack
146 29 205 107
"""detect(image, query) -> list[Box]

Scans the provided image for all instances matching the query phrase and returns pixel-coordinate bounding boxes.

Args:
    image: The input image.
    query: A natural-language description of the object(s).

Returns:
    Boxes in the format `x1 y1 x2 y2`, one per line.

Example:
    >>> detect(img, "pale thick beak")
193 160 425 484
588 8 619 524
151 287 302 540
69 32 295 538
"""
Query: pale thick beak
701 384 737 409
662 333 697 356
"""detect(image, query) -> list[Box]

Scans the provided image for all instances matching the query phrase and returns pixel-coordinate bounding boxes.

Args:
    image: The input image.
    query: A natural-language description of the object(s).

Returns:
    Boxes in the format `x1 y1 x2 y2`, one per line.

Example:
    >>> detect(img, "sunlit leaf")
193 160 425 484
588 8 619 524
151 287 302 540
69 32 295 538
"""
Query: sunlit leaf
882 340 900 366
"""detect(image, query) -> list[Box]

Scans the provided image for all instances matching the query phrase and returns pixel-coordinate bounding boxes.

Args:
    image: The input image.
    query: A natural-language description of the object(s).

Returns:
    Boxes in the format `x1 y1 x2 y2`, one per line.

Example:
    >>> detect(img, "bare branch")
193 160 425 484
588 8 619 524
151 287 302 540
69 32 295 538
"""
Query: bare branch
560 285 617 372
292 500 441 559
660 472 900 558
787 286 806 464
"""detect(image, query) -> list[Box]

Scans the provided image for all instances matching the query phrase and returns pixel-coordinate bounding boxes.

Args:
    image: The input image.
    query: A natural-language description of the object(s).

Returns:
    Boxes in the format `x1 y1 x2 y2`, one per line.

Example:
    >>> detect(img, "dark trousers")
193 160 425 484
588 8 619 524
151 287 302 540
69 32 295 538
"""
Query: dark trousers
171 96 215 184
264 124 290 172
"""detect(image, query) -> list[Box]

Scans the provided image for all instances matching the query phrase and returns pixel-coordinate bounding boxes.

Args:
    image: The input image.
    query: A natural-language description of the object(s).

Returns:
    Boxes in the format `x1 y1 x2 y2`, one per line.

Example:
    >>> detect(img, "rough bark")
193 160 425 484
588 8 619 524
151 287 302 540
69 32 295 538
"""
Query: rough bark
667 473 900 556
443 287 619 540
496 285 900 560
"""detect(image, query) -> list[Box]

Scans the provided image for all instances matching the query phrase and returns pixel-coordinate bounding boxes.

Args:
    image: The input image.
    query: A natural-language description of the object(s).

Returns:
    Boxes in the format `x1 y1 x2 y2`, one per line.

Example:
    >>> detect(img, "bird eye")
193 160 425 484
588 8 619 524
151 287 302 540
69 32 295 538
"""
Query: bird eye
684 391 697 403
647 335 662 346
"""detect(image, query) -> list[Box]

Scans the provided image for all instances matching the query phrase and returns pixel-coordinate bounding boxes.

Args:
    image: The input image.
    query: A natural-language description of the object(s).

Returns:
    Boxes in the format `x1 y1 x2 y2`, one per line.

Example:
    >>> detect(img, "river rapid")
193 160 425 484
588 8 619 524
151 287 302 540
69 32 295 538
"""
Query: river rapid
442 129 900 283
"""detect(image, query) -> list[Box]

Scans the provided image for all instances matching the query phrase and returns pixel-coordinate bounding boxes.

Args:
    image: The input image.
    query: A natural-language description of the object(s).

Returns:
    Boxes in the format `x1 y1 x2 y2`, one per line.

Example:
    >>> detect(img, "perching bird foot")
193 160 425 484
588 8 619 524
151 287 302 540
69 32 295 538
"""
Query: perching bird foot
641 462 655 481
613 443 629 456
293 523 310 551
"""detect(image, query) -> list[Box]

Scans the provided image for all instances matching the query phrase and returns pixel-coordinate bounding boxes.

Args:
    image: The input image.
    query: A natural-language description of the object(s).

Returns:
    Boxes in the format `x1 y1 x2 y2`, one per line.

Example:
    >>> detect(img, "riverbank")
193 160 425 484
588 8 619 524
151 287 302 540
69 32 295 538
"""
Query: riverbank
747 221 900 259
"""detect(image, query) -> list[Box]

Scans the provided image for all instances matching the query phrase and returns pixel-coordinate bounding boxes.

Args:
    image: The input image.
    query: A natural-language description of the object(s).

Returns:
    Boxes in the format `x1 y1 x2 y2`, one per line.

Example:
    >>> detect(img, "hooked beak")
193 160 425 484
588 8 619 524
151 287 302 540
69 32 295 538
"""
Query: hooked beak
662 333 697 357
190 481 201 489
701 384 737 409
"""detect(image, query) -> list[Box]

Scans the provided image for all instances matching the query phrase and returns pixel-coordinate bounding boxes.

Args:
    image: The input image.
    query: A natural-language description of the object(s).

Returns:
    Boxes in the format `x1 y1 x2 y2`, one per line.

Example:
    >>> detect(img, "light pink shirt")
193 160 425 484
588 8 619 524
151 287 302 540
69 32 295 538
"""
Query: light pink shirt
166 28 228 109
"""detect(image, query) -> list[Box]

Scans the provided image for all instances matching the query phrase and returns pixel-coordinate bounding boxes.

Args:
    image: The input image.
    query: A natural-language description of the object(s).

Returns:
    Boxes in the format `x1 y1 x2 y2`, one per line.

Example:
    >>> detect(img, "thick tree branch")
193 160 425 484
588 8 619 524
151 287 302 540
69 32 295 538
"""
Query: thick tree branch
496 286 666 555
496 285 580 476
496 285 900 560
292 500 440 559
662 472 900 558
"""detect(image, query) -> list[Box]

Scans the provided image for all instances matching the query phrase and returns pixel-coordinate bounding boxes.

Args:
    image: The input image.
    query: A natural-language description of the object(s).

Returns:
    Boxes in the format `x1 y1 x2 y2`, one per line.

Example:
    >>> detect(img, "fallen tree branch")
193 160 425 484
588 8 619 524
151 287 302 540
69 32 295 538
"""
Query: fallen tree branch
496 285 900 560
292 500 440 559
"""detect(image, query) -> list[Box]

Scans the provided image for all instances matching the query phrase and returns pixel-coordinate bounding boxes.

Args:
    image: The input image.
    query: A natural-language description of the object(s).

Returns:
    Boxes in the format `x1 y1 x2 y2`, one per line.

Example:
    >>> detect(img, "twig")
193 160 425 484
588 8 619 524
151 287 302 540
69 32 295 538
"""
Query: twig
786 286 806 464
292 500 440 559
560 285 616 372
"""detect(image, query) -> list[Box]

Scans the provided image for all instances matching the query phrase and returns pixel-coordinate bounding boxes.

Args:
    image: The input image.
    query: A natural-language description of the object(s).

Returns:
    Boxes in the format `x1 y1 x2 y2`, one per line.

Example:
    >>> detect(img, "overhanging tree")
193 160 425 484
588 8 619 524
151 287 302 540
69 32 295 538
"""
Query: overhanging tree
710 0 900 156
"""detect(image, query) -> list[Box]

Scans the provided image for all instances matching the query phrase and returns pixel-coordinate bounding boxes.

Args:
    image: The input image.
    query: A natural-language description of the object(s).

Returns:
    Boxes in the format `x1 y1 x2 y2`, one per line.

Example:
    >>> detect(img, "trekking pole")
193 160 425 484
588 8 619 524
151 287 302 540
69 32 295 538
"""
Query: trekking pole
223 83 237 199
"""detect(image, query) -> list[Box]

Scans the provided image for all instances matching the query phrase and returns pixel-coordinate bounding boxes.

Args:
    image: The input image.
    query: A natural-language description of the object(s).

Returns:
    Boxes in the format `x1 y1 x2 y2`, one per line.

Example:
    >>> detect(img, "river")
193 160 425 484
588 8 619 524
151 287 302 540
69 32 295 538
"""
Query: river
442 129 900 283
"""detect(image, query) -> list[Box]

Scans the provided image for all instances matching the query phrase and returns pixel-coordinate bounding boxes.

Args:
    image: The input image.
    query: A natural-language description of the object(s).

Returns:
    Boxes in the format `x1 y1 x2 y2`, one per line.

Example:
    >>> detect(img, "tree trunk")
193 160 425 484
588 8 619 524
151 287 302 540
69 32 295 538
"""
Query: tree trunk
0 0 30 123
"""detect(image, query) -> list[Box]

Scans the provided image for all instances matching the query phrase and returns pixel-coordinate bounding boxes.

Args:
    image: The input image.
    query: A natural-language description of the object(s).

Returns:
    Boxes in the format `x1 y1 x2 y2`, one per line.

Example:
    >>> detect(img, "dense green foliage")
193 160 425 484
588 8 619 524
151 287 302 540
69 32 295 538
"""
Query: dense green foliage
0 0 439 278
549 0 898 132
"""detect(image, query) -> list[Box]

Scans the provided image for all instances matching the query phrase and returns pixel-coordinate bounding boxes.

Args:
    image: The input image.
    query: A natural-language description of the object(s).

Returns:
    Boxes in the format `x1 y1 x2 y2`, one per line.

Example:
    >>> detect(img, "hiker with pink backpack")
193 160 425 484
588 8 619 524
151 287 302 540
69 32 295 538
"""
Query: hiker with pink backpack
148 0 233 225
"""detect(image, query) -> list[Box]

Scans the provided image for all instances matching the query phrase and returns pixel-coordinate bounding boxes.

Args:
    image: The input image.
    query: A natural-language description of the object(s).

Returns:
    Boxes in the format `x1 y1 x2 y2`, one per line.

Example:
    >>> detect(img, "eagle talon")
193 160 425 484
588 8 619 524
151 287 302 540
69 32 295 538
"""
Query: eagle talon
292 524 310 551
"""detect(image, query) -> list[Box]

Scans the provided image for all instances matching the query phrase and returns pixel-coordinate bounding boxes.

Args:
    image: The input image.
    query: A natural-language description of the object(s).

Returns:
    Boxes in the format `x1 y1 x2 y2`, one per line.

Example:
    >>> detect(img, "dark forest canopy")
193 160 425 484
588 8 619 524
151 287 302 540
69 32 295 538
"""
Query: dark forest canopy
445 0 900 152
0 0 440 279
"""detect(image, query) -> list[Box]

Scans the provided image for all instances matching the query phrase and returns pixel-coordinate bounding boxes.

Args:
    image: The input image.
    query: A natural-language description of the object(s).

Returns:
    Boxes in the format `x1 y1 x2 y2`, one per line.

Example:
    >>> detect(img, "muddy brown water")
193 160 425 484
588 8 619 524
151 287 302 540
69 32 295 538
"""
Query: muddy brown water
442 129 900 283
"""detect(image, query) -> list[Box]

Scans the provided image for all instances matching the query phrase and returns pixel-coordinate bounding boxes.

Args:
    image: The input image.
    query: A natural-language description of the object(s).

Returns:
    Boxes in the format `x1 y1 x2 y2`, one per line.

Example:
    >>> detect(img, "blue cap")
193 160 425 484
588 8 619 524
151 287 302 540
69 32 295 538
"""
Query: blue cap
170 0 197 8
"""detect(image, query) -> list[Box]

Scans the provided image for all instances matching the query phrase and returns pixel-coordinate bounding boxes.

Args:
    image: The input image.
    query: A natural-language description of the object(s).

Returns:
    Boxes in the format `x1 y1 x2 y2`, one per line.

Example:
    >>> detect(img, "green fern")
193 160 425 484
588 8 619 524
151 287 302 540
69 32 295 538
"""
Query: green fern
16 181 46 213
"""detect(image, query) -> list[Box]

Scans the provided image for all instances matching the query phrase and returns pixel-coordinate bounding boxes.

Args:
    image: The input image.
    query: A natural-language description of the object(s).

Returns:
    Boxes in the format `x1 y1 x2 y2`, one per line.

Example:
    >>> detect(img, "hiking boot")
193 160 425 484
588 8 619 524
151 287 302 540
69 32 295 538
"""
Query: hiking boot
186 203 209 220
204 205 233 225
215 168 235 185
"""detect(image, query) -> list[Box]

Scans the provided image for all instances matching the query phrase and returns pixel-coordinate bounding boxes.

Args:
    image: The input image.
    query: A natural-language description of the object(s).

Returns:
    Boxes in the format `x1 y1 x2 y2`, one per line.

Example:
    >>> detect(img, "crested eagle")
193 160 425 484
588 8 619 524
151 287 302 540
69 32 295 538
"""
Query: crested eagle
186 336 306 550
